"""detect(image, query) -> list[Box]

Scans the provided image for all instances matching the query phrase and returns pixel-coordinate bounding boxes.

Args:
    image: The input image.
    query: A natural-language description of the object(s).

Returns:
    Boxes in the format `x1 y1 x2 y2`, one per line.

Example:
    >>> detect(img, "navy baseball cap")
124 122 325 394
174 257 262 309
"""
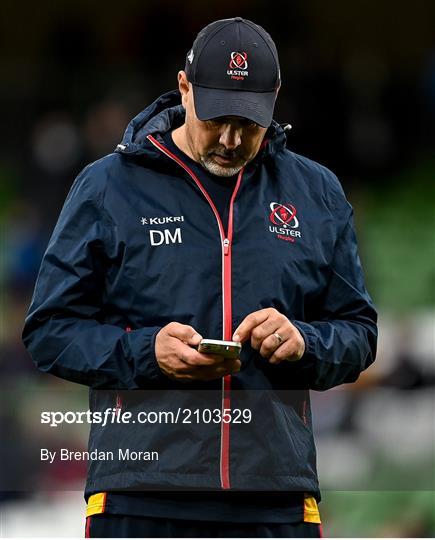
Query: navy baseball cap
185 17 281 128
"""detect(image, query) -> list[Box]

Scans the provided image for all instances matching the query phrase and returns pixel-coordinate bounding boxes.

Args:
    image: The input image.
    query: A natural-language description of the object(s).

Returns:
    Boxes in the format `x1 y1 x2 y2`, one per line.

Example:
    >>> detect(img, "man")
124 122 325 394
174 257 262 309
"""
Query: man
23 17 377 538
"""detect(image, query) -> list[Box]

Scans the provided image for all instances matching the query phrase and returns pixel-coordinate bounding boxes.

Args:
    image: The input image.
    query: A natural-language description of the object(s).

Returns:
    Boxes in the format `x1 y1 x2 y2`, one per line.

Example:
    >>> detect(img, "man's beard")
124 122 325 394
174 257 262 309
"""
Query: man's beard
200 148 247 177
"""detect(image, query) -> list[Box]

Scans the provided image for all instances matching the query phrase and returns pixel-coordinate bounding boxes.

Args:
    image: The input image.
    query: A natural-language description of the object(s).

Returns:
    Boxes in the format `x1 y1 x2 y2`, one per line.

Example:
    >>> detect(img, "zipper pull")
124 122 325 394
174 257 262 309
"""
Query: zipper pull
223 238 230 255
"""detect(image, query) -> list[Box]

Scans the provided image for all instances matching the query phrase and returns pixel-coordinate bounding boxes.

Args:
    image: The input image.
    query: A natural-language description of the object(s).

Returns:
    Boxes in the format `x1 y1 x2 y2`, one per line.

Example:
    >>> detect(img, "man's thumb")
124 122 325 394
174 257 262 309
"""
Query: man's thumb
173 324 202 346
166 323 202 344
187 331 203 346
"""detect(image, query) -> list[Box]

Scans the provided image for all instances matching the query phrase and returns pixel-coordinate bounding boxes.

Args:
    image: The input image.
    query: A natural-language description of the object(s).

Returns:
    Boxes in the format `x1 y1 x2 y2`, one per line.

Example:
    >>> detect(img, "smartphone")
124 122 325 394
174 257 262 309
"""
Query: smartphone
198 339 242 359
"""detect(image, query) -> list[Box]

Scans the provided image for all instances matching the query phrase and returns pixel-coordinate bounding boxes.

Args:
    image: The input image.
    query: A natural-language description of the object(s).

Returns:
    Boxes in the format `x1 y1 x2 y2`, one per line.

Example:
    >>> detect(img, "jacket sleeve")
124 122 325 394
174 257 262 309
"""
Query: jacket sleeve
289 207 378 391
22 166 164 389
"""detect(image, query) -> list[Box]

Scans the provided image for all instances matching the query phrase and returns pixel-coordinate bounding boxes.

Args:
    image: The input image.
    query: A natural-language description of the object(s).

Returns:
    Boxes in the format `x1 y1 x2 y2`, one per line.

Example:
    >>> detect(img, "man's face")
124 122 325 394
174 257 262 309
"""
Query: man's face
179 72 268 177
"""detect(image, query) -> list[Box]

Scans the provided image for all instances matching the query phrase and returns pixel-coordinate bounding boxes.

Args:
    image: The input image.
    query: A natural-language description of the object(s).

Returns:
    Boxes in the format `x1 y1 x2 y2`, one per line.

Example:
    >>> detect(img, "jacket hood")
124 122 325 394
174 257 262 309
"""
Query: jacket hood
115 89 288 161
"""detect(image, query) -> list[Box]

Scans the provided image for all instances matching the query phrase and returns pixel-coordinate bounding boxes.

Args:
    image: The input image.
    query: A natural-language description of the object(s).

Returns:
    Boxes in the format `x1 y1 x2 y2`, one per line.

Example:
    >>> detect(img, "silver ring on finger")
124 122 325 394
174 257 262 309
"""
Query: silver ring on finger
273 332 284 345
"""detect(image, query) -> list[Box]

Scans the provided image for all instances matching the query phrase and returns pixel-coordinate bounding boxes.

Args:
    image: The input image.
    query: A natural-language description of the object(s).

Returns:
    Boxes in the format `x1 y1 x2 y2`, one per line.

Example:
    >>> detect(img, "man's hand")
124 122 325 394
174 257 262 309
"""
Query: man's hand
232 308 305 364
155 322 241 381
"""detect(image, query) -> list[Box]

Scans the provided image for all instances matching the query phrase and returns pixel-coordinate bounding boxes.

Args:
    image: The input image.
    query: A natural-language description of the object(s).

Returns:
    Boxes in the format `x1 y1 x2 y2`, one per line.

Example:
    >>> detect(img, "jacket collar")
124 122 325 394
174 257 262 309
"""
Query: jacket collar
115 89 287 162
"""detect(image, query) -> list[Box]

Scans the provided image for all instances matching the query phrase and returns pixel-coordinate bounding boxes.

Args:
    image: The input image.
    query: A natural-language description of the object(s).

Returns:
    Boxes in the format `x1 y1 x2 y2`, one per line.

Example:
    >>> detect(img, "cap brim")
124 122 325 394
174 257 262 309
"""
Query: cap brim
192 85 276 128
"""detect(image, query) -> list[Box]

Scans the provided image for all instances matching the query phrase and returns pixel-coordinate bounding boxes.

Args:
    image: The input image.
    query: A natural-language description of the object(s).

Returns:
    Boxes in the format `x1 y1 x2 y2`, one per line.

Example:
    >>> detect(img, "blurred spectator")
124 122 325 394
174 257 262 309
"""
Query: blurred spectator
31 113 81 174
83 99 131 158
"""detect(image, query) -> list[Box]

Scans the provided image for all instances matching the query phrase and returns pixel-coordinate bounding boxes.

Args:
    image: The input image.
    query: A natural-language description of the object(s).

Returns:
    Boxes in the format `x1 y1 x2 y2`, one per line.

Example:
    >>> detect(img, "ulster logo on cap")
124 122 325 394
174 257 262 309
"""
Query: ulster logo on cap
227 51 249 81
229 52 248 70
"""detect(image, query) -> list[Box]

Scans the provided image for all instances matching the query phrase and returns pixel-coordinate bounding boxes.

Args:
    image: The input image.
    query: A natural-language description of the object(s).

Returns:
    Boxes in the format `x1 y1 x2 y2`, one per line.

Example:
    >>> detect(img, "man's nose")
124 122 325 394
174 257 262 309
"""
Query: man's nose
219 125 242 150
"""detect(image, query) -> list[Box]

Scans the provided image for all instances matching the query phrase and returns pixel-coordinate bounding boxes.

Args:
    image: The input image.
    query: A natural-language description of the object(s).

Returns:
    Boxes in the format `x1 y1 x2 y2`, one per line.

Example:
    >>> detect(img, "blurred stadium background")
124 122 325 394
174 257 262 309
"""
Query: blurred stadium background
0 0 434 536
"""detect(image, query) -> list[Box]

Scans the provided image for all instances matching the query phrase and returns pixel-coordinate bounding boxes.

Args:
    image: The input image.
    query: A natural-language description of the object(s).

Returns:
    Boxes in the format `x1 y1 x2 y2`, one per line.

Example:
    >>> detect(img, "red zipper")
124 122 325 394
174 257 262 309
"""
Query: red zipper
147 134 243 489
219 173 244 489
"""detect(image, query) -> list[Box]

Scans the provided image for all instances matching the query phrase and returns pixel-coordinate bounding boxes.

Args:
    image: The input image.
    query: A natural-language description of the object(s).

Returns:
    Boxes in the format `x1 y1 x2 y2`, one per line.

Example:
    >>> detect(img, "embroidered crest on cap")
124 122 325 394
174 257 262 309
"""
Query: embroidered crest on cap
227 51 249 80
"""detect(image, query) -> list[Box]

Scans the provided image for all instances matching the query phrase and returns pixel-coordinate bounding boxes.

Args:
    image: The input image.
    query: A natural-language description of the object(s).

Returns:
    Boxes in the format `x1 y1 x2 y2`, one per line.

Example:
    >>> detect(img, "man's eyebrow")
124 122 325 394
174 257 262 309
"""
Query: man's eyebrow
209 116 230 122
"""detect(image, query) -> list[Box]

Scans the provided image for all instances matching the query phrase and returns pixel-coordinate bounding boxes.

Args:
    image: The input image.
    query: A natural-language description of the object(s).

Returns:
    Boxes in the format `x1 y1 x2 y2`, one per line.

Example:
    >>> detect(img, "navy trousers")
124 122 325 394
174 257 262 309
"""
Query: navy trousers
85 514 322 538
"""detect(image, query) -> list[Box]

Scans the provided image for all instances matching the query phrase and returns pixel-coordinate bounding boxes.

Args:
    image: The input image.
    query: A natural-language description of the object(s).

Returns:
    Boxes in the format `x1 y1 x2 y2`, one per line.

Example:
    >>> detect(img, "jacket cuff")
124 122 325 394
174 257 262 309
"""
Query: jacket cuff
126 326 165 383
291 320 318 358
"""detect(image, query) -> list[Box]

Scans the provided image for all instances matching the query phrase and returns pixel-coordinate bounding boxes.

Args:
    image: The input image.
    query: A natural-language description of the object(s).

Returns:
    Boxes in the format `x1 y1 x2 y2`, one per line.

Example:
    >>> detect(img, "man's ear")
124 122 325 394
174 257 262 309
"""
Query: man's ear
177 71 190 108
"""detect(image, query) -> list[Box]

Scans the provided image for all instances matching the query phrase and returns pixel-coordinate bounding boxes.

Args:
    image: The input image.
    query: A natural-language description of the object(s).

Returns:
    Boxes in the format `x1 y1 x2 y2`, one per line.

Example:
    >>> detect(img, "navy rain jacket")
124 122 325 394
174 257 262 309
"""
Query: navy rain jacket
23 90 377 500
